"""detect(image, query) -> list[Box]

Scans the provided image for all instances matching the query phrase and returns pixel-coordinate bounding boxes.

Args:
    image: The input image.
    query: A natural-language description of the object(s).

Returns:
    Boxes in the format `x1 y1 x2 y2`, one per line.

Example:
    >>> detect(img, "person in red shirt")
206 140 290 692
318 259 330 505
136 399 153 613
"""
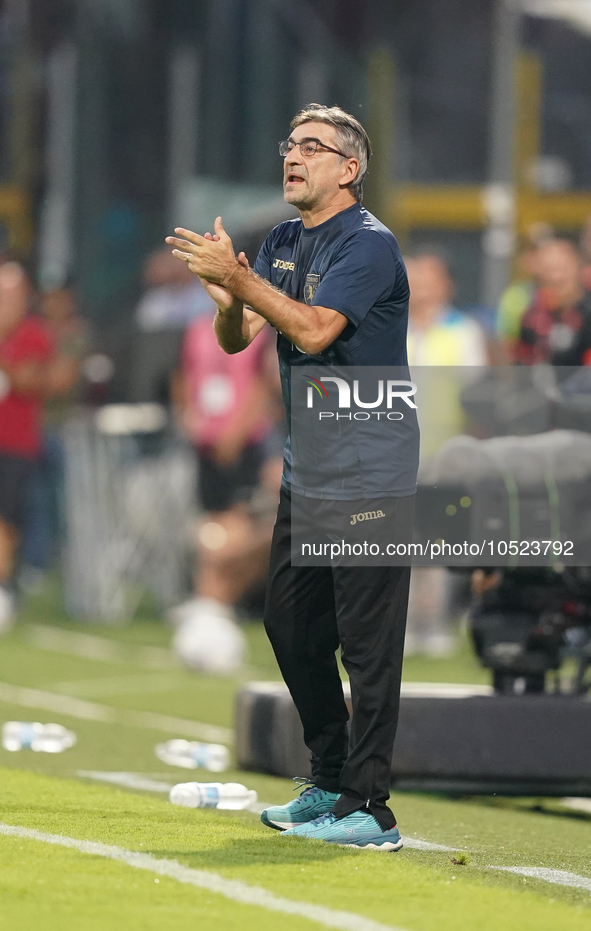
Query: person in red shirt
0 263 53 625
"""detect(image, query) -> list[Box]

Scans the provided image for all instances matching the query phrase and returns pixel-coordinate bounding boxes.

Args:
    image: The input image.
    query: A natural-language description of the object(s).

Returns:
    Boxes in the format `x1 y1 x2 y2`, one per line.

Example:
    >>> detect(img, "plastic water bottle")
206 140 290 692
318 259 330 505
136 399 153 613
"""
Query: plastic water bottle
1 722 76 753
169 782 258 810
155 739 229 772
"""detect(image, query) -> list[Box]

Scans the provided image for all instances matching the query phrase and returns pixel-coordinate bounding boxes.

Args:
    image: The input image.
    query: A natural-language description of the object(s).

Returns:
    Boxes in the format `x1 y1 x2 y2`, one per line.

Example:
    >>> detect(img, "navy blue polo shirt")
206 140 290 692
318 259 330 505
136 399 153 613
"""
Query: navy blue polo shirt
253 202 419 499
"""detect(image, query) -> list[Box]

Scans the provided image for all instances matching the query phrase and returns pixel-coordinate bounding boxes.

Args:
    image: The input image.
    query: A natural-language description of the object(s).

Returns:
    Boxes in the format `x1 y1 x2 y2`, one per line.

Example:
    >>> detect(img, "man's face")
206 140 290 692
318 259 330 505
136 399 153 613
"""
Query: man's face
282 121 355 210
407 256 453 315
536 241 582 297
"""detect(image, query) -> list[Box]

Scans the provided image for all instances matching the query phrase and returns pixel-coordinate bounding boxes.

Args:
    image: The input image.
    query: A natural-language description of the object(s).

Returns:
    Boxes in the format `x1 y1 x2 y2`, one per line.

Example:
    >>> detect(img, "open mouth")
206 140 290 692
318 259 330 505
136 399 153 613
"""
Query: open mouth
285 173 305 184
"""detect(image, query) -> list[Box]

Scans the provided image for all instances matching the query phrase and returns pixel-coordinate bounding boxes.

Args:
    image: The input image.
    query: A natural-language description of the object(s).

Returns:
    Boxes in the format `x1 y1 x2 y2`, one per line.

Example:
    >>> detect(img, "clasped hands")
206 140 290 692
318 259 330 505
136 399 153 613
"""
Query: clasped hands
166 217 249 293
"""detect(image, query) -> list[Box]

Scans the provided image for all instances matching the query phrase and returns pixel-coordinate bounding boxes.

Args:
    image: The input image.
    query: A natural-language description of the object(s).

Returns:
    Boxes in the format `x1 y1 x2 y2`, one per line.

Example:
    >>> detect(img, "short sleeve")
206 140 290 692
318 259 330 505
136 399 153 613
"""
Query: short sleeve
311 231 403 328
253 233 274 282
496 282 532 340
20 318 54 362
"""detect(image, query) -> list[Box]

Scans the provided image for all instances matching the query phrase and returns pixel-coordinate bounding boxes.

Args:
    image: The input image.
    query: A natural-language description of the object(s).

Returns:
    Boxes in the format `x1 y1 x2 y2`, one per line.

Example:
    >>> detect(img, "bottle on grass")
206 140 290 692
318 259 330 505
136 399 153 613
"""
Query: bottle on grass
155 739 229 772
169 781 257 810
2 721 76 752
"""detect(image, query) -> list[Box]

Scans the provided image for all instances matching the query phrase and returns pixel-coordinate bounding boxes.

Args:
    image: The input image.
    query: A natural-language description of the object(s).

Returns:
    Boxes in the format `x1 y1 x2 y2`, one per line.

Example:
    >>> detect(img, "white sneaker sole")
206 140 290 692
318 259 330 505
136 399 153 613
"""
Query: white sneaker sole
342 839 404 852
281 834 404 851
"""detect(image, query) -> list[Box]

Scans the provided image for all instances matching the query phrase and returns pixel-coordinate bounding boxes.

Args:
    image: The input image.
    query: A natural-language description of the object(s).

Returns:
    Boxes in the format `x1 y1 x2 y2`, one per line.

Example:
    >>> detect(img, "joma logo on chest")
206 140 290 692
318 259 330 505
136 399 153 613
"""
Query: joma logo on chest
273 259 295 270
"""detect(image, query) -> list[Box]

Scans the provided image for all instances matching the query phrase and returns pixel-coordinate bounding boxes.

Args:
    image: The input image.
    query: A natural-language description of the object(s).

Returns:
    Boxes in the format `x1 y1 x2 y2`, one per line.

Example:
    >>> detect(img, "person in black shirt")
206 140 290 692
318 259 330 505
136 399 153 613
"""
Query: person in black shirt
517 238 591 366
166 104 417 851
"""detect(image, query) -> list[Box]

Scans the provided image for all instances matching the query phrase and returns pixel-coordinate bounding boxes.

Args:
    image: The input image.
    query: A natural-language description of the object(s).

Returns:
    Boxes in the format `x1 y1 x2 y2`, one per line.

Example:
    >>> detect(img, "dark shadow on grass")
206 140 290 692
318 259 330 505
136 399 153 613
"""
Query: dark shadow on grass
447 794 591 823
521 802 591 823
147 835 354 867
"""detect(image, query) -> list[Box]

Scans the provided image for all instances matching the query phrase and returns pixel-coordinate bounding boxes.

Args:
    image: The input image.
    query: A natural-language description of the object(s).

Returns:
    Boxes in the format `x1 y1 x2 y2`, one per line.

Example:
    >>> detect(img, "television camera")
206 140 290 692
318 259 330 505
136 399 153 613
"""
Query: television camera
469 565 591 695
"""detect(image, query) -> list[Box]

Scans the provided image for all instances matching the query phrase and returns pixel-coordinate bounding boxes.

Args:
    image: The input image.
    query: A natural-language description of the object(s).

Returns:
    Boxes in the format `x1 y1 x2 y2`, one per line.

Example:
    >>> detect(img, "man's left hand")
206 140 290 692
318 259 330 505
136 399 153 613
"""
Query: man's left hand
166 217 240 287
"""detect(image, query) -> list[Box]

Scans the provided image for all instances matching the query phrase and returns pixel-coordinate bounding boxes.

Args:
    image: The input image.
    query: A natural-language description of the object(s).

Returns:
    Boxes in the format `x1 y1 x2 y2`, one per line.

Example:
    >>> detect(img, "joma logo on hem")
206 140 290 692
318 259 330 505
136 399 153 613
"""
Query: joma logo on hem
304 376 417 421
350 509 386 526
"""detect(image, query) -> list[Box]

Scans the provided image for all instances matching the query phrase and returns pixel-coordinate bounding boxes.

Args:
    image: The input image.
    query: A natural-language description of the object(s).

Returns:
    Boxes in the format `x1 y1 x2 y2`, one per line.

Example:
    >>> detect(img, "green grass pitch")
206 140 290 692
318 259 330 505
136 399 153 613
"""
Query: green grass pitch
0 580 590 931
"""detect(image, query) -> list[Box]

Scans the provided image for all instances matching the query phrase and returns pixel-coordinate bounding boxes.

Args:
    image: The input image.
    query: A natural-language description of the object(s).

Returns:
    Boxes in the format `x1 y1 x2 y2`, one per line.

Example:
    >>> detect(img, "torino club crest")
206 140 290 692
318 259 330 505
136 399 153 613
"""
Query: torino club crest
304 273 321 304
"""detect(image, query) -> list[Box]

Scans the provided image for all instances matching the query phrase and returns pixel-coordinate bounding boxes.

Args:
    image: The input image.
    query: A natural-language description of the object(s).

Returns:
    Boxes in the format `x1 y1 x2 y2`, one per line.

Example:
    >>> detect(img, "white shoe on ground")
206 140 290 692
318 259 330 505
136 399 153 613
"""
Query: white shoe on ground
172 598 246 674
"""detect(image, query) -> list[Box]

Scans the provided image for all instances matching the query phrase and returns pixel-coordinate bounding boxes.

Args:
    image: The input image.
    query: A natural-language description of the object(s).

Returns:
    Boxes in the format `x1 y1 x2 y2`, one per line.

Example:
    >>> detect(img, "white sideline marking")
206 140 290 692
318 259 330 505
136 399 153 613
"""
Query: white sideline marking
76 771 269 815
76 771 174 793
249 801 270 814
493 865 591 894
124 709 232 745
400 837 458 852
24 624 177 669
0 680 233 745
0 822 408 931
53 672 187 698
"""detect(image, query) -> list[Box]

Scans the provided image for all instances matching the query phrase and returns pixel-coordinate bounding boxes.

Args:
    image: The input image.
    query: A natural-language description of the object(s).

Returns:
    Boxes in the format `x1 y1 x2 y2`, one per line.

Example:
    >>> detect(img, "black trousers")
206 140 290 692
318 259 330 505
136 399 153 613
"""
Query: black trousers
263 488 411 830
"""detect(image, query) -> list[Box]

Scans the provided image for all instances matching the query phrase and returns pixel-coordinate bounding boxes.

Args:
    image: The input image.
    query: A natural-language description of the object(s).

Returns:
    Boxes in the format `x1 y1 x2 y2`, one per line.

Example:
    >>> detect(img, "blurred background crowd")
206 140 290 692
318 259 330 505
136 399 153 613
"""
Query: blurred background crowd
2 0 591 672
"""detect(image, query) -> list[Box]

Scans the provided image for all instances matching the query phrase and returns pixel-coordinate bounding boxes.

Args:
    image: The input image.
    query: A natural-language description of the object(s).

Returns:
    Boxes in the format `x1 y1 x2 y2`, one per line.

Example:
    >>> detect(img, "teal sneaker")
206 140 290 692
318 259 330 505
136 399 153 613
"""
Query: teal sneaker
281 811 403 851
260 780 340 831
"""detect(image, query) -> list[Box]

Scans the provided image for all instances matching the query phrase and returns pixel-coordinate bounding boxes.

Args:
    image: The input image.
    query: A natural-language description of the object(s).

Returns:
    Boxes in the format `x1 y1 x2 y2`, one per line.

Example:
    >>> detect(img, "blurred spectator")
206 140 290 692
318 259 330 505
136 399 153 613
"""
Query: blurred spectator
129 247 215 405
41 283 92 416
579 214 591 292
406 250 488 366
468 235 591 667
0 264 53 629
516 238 591 366
405 250 487 657
406 250 488 457
496 222 554 357
169 314 282 672
19 284 92 589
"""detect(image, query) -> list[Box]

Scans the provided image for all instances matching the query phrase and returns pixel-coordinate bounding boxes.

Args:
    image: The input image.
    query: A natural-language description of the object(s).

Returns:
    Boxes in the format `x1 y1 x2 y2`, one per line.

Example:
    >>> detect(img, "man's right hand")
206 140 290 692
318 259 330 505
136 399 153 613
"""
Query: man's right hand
168 227 265 352
197 232 249 312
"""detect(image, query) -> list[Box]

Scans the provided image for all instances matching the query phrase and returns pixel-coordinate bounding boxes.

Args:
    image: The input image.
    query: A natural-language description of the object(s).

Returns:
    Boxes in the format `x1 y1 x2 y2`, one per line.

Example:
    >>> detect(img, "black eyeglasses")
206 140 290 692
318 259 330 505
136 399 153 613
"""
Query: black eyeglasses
279 137 349 159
